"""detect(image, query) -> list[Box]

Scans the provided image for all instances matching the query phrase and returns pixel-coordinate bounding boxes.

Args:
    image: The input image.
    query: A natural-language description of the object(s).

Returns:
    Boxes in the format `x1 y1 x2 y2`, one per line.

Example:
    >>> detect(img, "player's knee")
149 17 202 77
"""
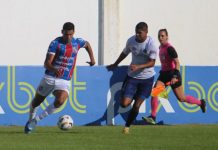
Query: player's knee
120 98 132 108
120 100 131 108
54 100 65 108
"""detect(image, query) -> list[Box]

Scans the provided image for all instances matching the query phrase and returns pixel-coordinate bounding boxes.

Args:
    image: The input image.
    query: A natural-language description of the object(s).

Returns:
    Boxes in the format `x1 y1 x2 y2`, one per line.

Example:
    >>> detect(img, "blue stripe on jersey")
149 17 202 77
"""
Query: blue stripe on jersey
45 37 86 80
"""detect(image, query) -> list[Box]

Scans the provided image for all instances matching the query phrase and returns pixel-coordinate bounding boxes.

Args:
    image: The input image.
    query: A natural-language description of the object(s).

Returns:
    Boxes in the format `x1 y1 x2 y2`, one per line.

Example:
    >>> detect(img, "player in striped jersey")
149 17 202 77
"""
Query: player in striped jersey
24 22 95 133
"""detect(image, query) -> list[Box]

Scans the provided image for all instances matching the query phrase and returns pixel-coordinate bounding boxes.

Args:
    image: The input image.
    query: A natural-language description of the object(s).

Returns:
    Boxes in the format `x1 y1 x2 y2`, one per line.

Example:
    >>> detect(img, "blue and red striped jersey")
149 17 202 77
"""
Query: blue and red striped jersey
45 37 86 80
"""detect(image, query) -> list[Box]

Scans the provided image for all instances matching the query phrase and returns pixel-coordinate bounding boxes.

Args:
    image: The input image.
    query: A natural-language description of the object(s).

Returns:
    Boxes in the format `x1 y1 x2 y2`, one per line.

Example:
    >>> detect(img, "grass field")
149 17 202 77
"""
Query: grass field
0 125 218 150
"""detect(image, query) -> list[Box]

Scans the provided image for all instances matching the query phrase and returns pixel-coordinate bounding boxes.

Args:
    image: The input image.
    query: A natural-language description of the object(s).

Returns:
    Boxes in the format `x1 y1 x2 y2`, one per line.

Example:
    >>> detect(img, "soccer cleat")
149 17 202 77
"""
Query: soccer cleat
200 99 206 113
142 116 156 125
24 119 37 134
122 127 129 134
24 121 31 134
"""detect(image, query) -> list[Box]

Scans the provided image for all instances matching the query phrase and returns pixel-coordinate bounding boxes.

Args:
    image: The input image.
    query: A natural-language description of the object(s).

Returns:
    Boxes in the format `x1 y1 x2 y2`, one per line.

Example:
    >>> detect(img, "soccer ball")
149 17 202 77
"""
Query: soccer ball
57 115 73 130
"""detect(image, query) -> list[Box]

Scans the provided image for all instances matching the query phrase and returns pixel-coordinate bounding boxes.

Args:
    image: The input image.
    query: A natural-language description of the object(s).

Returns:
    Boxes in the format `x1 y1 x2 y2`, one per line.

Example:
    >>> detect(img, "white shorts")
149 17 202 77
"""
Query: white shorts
36 75 70 97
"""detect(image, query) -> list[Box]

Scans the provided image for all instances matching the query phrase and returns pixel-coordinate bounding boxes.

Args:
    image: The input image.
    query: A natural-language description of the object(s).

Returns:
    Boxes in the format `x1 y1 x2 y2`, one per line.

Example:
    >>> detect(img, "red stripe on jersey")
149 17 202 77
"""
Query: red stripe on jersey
68 55 77 79
60 44 73 76
65 44 73 57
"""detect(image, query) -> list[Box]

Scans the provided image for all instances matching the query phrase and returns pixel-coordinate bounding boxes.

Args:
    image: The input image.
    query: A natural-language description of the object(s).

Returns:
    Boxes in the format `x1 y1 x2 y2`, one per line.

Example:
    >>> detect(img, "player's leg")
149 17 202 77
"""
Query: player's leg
143 72 167 124
120 76 136 108
29 76 55 120
150 81 164 123
124 76 154 133
35 78 70 121
125 98 144 128
120 76 137 134
120 97 132 108
24 93 47 134
24 77 54 134
121 97 133 134
35 90 69 121
172 85 206 112
34 78 70 122
28 93 46 122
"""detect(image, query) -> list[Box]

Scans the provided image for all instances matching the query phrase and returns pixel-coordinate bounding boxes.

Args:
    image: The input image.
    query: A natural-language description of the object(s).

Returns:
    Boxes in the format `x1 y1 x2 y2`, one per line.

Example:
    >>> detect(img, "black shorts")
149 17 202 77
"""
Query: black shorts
157 70 182 89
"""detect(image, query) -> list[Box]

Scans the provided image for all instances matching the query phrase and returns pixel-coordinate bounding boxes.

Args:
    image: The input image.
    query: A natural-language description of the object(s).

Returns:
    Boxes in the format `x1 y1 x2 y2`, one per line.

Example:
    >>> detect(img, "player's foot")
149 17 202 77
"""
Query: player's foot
200 99 206 113
122 127 129 134
24 121 31 134
142 116 156 125
24 119 37 134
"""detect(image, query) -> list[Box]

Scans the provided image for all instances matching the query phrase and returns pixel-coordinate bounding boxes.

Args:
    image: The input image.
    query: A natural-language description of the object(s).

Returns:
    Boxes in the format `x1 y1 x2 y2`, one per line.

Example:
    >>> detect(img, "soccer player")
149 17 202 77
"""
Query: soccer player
142 29 206 125
107 22 158 134
24 22 95 133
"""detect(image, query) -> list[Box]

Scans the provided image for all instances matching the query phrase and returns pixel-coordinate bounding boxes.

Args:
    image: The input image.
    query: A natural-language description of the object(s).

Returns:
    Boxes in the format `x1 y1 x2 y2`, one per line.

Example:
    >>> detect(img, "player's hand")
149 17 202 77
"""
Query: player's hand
86 61 95 66
130 64 140 72
54 68 63 77
171 78 178 85
106 64 117 71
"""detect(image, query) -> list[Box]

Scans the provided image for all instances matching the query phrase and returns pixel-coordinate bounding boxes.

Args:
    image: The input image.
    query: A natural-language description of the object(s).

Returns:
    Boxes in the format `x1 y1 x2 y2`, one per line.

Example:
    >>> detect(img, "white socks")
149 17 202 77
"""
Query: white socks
35 103 58 122
29 105 38 122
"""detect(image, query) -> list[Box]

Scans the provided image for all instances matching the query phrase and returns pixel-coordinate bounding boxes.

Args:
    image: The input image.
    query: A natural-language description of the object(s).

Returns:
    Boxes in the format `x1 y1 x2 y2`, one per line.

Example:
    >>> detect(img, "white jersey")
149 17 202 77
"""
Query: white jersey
123 35 158 79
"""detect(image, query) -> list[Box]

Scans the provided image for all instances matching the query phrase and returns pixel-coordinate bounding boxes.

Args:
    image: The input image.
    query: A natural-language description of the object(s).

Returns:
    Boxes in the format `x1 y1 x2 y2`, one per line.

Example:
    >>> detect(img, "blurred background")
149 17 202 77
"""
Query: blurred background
0 0 218 66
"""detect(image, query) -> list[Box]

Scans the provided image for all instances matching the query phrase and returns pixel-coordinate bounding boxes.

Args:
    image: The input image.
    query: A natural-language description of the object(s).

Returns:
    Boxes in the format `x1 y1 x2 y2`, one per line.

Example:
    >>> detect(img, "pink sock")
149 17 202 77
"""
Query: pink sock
185 95 201 105
151 97 158 118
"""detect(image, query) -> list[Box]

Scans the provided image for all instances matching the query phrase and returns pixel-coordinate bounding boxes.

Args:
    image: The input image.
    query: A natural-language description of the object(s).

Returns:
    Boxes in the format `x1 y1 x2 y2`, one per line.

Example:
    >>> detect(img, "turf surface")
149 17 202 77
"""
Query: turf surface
0 125 217 150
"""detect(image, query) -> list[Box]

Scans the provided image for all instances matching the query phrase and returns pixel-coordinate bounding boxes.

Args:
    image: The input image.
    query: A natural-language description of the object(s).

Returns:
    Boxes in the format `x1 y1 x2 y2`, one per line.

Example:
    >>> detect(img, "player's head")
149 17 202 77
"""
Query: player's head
158 29 168 45
135 22 148 43
62 22 75 43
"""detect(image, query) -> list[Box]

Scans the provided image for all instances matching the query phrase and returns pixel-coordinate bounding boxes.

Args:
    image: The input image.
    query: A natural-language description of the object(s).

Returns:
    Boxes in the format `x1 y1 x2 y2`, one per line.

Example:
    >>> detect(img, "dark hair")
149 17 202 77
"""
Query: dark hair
158 29 168 36
63 22 75 31
135 22 148 31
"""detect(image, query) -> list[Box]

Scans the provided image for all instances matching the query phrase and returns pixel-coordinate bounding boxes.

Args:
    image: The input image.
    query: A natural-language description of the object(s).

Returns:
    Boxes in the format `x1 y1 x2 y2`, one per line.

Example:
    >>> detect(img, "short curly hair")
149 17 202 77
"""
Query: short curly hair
135 22 148 31
62 22 75 31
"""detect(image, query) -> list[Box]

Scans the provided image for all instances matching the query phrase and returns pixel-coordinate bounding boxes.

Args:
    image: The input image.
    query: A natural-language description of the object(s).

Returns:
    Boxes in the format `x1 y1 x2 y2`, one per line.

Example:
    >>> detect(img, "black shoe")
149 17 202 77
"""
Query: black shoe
200 99 206 113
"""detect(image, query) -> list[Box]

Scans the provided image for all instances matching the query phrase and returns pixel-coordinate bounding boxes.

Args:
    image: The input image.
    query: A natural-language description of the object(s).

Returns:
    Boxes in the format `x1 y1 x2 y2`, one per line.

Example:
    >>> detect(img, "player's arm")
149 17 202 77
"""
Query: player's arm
107 39 130 70
167 46 180 70
130 59 156 71
84 41 95 66
167 46 180 71
168 46 180 84
107 52 128 70
173 58 180 71
44 54 61 77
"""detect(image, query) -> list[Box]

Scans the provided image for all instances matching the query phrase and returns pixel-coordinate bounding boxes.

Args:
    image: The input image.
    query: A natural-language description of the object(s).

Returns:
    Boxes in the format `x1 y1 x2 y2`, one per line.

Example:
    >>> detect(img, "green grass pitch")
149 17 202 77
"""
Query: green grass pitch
0 125 218 150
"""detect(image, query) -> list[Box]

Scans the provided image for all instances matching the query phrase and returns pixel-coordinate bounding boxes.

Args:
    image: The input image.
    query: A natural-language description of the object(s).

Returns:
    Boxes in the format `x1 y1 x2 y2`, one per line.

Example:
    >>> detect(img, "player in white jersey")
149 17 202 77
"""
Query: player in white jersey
107 22 158 134
24 22 95 134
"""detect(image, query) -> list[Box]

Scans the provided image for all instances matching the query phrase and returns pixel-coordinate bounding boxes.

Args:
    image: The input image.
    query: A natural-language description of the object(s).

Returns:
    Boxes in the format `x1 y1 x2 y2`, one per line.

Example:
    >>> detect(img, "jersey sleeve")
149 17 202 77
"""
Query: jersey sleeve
167 46 178 58
122 39 131 55
148 39 158 59
47 40 58 55
76 38 87 49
